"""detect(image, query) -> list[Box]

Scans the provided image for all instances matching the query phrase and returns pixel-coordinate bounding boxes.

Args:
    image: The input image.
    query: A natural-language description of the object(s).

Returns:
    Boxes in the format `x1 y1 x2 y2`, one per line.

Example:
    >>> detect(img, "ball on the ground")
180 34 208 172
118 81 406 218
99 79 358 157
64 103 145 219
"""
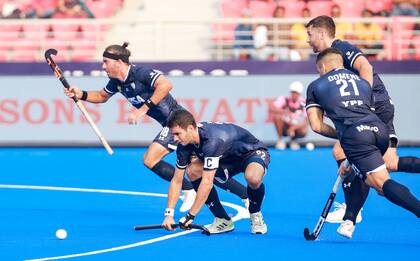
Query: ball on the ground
305 142 315 151
55 229 67 240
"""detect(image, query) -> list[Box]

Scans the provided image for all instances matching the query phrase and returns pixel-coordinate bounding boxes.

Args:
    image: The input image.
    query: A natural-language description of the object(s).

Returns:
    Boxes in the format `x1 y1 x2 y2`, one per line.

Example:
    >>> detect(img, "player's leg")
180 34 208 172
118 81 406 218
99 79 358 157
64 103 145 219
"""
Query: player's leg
146 127 196 212
186 159 234 234
243 149 269 234
376 100 420 173
327 142 366 224
365 168 420 217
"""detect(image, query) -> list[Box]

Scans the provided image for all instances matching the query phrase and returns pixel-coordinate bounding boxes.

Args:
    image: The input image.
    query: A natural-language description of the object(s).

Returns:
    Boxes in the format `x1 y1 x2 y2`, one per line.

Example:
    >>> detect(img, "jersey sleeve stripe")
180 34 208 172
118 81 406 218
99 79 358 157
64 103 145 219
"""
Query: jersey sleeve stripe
305 103 322 110
103 87 115 95
350 52 362 68
176 163 188 169
150 73 161 88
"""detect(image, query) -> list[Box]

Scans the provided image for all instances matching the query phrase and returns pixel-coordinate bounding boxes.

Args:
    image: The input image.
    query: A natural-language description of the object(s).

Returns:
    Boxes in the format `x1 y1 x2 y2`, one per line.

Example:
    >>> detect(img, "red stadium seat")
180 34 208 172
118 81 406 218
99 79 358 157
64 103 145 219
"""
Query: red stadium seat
307 1 334 17
220 0 248 18
365 0 393 13
278 1 306 18
211 23 236 41
411 36 420 60
249 0 277 18
333 0 365 17
11 51 38 62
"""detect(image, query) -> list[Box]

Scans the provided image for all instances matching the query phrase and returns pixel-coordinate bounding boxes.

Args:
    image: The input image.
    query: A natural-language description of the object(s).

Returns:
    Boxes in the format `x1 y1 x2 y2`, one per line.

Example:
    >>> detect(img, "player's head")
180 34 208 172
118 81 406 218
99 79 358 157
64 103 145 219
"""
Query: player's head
306 15 335 53
167 110 198 146
315 47 344 76
102 42 131 78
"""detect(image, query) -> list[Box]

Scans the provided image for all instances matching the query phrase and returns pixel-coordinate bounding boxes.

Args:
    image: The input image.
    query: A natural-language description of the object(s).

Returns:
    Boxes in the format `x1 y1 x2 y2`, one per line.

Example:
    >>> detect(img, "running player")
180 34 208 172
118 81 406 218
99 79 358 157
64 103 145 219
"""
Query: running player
306 16 420 229
162 109 268 234
63 42 249 212
306 47 420 238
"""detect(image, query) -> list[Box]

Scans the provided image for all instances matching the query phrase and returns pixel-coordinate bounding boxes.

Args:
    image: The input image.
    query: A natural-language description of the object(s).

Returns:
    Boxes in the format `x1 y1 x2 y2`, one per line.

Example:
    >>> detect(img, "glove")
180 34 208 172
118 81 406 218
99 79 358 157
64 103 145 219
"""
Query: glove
178 212 195 230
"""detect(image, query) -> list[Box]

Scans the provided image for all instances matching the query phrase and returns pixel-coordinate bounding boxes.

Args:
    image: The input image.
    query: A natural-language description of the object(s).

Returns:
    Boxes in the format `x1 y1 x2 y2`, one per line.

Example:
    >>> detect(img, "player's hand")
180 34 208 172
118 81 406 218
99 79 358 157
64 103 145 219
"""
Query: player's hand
178 212 195 230
162 216 176 231
338 159 351 177
64 86 81 99
128 107 147 125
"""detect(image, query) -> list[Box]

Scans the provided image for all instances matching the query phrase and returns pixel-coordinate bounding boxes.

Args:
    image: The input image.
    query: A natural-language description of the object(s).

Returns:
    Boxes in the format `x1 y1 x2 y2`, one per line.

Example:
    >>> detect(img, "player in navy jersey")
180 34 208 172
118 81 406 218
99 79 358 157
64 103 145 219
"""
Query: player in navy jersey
306 48 420 238
162 109 269 234
306 15 420 227
63 42 248 212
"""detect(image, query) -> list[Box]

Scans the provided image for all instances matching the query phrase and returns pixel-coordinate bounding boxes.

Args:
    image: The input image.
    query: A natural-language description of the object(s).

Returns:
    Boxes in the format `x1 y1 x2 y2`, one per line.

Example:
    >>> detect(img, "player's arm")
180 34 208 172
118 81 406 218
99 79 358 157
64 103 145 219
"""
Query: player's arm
188 169 216 217
148 74 173 105
64 87 111 103
306 107 337 139
162 166 185 230
353 56 373 87
128 75 173 124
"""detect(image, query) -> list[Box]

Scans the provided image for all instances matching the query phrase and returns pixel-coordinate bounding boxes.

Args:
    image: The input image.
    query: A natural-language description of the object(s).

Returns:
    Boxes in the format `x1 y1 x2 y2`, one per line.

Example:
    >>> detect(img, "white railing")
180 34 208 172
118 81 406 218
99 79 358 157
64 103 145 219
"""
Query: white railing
0 17 419 61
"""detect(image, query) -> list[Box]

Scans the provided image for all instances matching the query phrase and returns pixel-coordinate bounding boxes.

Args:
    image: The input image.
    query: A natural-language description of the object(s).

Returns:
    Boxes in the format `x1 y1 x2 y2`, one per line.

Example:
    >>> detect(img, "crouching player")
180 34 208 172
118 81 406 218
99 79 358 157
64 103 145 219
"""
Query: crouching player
306 48 420 238
162 109 269 234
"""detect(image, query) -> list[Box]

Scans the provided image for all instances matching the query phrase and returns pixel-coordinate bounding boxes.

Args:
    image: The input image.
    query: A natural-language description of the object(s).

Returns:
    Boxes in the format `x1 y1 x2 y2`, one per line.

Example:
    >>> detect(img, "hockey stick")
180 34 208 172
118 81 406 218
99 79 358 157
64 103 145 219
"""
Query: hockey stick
134 223 211 236
44 49 113 155
303 175 343 240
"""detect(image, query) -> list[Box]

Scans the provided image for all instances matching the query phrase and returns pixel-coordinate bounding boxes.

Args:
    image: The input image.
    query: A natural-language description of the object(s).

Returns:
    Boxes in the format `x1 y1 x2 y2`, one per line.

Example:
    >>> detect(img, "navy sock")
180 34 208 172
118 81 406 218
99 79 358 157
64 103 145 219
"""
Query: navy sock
214 178 248 199
151 161 193 190
383 179 420 217
247 183 265 214
398 156 420 173
343 176 370 224
191 179 230 220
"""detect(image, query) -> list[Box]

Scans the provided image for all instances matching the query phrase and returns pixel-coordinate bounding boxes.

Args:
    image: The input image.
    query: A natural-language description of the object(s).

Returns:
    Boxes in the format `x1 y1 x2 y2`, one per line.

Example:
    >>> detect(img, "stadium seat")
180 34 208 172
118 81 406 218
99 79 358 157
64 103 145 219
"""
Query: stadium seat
11 51 38 62
51 24 82 40
333 0 365 17
249 0 277 18
278 1 306 18
211 23 236 41
411 36 420 60
220 0 248 18
365 0 393 13
306 1 334 17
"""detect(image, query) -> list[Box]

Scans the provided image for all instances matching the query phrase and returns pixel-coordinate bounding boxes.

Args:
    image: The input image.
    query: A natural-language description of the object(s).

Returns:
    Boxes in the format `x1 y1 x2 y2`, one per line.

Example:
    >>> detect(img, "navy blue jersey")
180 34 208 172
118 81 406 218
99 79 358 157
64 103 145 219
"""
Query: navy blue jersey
306 68 376 139
104 65 184 126
332 40 390 103
176 122 267 171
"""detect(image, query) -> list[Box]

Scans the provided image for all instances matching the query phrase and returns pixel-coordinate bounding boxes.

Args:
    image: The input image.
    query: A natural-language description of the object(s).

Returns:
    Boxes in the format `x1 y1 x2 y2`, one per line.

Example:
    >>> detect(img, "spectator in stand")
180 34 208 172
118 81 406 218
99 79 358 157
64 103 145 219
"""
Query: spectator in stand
269 6 291 60
290 7 311 60
354 9 384 59
331 4 353 40
233 9 254 60
391 0 419 16
54 0 87 18
1 0 24 18
270 81 308 150
24 0 59 18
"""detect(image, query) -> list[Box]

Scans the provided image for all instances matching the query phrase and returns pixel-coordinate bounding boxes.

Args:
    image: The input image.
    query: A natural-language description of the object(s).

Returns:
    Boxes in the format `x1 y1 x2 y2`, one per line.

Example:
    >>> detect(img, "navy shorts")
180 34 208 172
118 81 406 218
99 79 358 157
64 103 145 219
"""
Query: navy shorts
214 149 270 183
340 117 389 179
152 126 178 152
374 99 397 146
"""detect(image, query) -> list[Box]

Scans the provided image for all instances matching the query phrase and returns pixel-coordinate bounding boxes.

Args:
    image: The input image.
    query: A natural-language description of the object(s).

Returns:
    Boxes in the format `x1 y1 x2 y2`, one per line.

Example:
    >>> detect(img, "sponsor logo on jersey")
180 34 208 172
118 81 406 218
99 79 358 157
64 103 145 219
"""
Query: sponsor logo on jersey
342 100 364 107
346 51 354 59
356 124 379 132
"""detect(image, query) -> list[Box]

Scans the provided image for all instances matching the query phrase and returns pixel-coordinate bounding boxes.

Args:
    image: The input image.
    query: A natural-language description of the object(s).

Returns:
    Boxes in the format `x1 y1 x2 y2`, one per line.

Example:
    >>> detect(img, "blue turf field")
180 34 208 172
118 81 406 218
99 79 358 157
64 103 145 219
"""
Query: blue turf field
0 147 419 261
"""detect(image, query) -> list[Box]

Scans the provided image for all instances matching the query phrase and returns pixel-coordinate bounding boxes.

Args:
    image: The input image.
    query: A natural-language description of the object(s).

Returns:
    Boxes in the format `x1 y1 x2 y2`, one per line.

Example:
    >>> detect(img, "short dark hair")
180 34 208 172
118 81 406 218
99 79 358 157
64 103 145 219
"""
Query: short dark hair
167 109 197 129
306 15 336 38
316 47 343 64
